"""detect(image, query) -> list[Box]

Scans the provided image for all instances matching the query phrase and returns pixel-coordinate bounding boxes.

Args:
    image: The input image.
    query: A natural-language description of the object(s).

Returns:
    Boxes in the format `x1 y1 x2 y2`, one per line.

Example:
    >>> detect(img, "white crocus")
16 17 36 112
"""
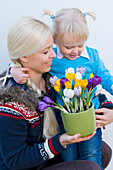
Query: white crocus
63 89 74 99
75 72 82 80
95 85 102 96
62 96 71 113
65 67 75 74
64 97 70 104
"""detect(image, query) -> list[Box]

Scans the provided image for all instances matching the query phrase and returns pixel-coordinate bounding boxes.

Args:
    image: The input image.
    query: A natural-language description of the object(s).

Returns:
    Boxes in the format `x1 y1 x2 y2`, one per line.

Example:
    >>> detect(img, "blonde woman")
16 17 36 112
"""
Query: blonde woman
0 16 96 170
5 8 113 169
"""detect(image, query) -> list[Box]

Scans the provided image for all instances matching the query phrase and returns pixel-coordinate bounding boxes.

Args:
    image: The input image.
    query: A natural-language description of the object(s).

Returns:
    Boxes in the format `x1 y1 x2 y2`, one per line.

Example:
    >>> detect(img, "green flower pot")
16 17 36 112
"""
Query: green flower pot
61 104 96 137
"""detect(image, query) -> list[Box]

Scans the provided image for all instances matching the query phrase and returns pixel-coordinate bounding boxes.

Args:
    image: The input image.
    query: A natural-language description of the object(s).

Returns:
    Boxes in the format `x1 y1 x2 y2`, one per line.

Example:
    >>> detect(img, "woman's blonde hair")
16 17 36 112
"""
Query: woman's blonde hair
8 16 50 59
7 16 59 139
44 8 96 44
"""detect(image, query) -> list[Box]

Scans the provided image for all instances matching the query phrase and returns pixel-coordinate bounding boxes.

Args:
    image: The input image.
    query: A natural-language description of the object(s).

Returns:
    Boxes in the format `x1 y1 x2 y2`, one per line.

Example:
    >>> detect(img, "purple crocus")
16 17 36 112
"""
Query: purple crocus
76 66 86 76
87 75 101 90
74 86 82 98
49 76 58 86
43 96 54 104
87 79 92 90
60 78 69 89
37 101 55 111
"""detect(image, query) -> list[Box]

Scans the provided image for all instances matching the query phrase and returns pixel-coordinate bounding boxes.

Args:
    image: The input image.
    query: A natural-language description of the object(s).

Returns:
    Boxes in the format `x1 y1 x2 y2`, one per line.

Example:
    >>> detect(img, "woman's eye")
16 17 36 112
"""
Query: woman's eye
43 51 48 54
78 45 83 48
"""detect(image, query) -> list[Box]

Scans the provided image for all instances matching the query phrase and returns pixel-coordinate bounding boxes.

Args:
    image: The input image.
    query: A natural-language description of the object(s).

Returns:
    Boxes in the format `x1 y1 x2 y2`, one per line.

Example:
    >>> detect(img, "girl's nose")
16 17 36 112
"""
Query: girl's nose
71 47 78 54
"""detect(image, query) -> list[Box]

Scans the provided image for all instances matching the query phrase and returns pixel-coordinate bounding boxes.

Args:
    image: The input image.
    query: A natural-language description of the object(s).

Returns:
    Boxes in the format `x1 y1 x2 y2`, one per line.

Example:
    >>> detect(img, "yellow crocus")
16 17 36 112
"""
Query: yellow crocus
74 79 88 88
90 73 94 79
54 86 60 92
55 79 61 86
65 73 75 82
53 79 61 92
65 81 72 89
74 79 82 87
81 79 88 88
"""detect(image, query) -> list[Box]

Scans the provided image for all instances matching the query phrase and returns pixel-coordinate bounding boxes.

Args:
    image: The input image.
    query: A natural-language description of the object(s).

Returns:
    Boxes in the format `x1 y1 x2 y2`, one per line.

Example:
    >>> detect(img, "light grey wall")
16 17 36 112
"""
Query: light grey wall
0 0 113 169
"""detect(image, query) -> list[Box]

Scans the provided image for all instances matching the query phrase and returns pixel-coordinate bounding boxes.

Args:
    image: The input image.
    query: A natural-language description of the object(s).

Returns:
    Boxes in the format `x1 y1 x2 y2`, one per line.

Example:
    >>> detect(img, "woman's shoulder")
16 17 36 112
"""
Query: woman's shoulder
0 79 39 112
0 101 40 122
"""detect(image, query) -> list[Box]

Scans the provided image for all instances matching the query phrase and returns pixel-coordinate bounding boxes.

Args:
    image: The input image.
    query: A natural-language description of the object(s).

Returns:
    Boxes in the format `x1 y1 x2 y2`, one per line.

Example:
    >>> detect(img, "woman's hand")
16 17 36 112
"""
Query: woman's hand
11 67 30 84
59 131 96 147
95 108 113 128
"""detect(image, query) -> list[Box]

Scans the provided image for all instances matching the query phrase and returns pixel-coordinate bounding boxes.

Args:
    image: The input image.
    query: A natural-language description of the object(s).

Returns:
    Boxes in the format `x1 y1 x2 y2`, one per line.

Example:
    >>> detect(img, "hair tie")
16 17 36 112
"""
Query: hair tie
50 14 55 20
83 12 86 17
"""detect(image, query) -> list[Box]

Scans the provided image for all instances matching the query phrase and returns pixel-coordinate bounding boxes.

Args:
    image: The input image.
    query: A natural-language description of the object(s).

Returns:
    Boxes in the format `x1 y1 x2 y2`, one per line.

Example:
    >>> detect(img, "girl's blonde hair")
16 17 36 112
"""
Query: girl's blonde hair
44 8 96 44
8 16 59 139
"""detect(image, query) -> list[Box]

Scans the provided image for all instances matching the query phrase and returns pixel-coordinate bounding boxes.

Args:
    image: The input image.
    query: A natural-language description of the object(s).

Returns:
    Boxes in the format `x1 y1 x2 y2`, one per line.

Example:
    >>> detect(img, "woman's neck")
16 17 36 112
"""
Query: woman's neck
29 72 46 93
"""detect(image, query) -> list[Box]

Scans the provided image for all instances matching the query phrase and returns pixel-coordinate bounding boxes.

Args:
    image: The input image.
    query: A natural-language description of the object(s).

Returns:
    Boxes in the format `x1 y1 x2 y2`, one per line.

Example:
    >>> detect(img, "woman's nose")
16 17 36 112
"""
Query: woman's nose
50 48 56 58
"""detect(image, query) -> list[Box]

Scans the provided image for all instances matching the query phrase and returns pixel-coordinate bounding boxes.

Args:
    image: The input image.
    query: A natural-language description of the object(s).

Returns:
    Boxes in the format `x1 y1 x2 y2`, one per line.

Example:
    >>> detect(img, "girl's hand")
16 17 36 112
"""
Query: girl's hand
59 131 96 147
11 67 30 84
95 108 113 128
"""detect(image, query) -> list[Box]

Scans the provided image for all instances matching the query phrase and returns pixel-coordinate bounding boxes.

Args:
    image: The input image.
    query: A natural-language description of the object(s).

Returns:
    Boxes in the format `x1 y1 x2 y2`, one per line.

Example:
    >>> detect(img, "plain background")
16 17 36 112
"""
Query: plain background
0 0 113 169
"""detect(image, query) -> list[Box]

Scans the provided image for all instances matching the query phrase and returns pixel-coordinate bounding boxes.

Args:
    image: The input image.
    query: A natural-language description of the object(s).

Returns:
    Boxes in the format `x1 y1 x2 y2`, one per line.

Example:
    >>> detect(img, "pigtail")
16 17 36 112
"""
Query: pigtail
85 12 96 20
14 59 59 139
43 9 51 17
43 108 59 139
43 9 55 20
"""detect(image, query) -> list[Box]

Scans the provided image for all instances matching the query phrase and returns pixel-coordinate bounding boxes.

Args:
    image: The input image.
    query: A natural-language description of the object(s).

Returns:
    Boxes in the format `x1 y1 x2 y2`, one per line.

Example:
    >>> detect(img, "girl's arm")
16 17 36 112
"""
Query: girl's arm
94 49 113 95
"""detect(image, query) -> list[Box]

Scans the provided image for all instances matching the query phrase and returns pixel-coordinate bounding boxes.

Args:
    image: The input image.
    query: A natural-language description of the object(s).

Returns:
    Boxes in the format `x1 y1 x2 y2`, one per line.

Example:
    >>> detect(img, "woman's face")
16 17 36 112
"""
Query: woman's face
26 32 56 74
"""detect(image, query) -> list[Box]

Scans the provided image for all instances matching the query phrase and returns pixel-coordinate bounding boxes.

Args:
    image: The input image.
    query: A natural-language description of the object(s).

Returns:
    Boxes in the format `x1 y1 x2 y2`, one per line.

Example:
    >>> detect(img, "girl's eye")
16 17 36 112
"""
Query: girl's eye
43 51 48 54
65 47 72 49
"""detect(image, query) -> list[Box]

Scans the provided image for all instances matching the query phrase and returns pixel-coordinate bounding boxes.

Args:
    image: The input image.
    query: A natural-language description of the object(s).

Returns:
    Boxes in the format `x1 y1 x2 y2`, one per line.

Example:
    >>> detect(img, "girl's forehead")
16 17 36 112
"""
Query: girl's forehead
62 39 84 47
61 32 85 45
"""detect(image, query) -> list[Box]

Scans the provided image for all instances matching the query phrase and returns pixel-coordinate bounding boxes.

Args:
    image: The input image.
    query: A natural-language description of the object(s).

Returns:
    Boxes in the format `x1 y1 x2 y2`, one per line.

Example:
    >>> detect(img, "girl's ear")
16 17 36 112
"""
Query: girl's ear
20 56 28 63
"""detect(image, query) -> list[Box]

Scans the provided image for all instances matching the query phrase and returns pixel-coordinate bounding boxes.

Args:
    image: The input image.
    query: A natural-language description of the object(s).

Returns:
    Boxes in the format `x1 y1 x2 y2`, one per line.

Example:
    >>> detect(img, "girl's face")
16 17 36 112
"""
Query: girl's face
57 34 85 60
26 32 56 74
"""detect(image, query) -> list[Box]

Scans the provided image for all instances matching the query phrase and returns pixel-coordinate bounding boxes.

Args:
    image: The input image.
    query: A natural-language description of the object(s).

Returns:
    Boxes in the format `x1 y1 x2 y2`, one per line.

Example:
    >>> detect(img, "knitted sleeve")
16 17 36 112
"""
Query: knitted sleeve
0 102 65 170
99 94 113 108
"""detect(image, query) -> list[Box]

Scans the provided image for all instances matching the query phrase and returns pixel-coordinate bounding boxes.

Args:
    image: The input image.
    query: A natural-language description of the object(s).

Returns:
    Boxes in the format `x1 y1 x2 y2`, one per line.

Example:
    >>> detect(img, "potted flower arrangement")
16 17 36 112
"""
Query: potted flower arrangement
38 67 101 137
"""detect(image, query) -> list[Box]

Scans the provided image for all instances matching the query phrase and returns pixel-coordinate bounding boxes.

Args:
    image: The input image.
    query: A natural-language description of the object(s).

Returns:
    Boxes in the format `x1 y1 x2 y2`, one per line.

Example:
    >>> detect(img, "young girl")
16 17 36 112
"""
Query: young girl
6 8 113 169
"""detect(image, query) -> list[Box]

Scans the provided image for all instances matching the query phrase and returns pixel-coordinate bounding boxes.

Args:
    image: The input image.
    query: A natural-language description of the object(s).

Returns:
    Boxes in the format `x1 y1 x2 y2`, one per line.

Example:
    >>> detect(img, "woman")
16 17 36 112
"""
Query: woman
0 16 96 170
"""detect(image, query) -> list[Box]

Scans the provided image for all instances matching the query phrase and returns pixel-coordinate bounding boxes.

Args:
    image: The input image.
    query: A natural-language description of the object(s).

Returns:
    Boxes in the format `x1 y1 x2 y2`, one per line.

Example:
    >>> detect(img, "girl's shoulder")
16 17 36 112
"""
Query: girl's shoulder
85 45 100 60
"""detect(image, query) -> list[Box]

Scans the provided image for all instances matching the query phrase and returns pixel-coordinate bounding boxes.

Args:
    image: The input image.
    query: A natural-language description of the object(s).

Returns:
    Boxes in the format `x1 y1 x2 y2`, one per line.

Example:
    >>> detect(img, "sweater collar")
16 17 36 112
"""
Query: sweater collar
80 46 90 60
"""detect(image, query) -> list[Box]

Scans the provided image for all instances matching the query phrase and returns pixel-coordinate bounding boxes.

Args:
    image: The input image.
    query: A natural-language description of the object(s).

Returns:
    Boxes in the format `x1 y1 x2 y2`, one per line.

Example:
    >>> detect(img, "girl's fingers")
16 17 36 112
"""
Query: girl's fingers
20 68 30 71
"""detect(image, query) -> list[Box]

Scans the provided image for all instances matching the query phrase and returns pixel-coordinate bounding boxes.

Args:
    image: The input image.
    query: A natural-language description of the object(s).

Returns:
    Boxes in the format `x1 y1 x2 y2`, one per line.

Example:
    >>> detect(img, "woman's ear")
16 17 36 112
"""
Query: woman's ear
53 36 56 44
20 56 28 63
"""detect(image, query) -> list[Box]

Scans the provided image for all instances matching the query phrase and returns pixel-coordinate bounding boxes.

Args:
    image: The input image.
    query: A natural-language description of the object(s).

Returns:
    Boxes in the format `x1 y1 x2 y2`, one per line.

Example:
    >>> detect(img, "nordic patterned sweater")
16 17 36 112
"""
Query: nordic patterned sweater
0 73 65 170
